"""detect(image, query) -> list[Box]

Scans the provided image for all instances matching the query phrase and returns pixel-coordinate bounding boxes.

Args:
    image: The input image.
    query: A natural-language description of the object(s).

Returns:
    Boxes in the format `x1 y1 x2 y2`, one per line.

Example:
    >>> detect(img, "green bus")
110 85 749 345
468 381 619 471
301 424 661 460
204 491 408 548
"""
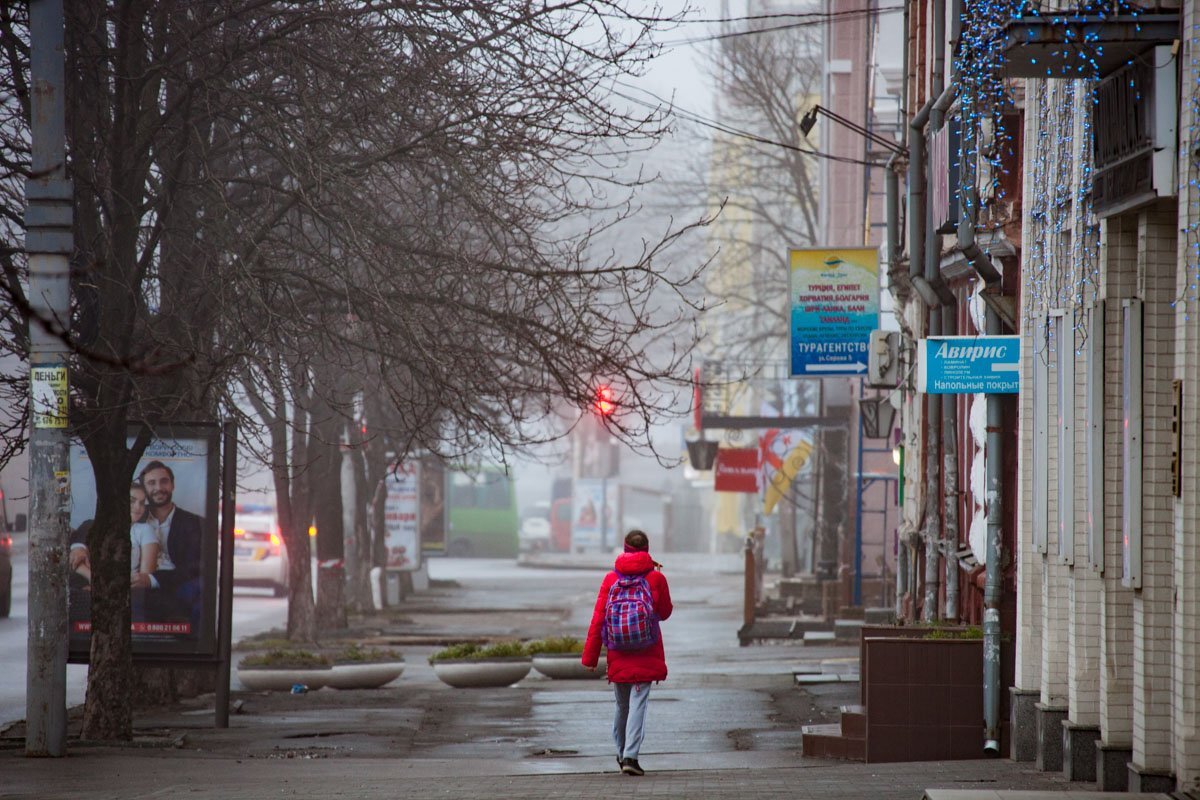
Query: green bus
445 468 519 558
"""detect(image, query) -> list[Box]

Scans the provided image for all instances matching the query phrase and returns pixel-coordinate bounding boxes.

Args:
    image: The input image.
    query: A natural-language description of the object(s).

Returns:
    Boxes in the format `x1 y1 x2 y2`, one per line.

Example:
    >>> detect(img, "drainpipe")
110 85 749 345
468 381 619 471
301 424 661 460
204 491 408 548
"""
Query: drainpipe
895 0 911 622
920 0 948 623
934 81 962 623
908 99 933 286
941 306 960 621
982 305 1003 755
921 304 942 622
886 155 900 278
907 97 936 623
955 66 1003 758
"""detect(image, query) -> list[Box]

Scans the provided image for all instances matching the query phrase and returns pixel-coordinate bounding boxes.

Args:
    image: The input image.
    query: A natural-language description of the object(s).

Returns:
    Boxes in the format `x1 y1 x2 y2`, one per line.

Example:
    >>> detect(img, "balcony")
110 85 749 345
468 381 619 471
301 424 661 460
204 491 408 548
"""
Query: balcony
1000 13 1179 78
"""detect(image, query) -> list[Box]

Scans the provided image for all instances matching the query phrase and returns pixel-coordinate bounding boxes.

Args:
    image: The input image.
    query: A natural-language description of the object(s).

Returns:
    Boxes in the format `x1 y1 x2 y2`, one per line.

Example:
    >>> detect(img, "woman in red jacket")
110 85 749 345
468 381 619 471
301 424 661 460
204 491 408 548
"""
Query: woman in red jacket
582 530 673 776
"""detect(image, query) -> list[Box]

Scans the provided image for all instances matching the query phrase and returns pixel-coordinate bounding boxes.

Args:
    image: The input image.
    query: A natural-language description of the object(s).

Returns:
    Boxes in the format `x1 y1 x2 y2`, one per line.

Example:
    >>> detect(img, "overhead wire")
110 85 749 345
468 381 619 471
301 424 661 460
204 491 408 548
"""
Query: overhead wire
611 81 892 168
653 6 903 47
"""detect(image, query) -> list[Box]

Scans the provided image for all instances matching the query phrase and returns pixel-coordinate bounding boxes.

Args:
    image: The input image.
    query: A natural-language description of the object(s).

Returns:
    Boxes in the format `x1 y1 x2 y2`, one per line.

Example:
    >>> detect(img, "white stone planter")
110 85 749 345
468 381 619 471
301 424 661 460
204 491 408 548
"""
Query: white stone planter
532 653 606 680
237 665 333 691
432 657 532 688
324 661 406 690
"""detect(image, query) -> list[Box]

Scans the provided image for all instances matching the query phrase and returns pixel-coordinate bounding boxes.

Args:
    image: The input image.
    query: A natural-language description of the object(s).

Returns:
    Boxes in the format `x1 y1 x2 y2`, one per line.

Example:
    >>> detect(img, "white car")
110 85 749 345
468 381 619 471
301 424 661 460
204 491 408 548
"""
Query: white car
519 515 551 552
233 513 288 597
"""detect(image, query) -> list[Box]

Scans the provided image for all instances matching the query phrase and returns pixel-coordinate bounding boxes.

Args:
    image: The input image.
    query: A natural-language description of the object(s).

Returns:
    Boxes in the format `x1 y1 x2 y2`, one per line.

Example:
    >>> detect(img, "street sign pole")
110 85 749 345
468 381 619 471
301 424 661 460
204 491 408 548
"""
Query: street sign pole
25 0 74 758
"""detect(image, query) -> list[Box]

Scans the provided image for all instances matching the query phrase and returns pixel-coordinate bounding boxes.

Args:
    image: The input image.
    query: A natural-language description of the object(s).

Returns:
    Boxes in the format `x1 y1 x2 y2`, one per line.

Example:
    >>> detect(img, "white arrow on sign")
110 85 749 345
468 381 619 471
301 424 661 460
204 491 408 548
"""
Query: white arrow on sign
806 362 867 373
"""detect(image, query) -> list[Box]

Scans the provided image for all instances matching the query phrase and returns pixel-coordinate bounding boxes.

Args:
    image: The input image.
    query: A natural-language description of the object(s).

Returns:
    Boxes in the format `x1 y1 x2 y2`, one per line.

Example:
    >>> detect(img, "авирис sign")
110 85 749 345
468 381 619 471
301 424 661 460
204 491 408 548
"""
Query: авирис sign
917 336 1020 394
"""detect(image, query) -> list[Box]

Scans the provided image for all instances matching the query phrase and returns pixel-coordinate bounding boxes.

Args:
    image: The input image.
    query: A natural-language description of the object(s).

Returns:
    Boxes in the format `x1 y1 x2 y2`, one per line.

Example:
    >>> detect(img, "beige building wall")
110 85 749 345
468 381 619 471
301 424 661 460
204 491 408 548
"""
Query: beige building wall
1173 12 1200 789
1013 81 1042 694
1098 214 1136 749
1131 204 1177 774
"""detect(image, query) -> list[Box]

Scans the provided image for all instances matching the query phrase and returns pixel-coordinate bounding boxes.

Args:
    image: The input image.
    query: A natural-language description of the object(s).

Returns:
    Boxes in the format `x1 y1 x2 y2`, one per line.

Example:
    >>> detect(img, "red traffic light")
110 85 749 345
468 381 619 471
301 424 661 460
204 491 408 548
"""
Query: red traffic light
594 385 616 416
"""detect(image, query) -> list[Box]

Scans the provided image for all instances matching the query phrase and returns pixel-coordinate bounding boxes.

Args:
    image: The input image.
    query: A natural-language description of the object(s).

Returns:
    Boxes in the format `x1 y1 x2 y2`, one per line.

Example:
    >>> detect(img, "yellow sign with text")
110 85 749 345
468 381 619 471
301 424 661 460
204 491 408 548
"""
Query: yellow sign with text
31 365 68 428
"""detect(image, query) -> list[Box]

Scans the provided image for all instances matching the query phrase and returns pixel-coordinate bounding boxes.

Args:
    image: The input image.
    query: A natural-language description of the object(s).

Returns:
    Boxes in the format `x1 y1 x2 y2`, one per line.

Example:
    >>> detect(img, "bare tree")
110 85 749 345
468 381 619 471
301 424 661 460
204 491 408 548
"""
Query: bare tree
656 18 824 363
1 1 710 740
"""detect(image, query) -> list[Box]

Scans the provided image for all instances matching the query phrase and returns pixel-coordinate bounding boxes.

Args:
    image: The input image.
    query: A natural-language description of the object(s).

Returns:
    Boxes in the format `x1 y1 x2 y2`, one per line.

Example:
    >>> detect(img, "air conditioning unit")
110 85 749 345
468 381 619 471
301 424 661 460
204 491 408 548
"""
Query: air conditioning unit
1092 44 1177 218
867 330 899 388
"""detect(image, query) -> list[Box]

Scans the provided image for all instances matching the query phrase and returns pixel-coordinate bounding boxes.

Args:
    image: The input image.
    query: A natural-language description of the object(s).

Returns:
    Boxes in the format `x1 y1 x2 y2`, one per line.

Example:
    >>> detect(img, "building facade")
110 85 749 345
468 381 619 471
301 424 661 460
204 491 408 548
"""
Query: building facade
892 0 1199 789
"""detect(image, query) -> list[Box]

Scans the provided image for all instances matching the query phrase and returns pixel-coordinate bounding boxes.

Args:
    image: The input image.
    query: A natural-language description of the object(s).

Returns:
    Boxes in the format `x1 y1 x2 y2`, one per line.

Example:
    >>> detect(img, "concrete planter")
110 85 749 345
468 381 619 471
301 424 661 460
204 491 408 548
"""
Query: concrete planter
432 657 532 688
531 653 606 680
325 660 406 690
237 664 333 691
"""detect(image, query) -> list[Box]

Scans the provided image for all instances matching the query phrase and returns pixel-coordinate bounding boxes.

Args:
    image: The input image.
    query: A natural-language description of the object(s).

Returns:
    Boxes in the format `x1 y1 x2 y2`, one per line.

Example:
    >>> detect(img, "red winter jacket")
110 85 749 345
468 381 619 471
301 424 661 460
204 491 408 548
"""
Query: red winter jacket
582 551 673 683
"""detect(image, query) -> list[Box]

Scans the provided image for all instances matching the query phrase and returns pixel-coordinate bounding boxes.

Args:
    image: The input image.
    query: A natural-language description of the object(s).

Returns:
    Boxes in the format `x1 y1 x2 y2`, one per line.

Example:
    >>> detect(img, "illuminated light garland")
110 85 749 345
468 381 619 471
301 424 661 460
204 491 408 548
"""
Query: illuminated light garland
955 0 1145 352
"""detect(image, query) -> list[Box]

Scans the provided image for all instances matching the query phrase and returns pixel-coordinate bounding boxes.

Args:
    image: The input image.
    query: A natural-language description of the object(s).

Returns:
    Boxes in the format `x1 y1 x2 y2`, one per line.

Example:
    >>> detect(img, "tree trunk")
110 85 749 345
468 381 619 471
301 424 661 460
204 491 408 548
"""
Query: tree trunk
345 443 374 611
79 427 137 741
277 466 316 643
312 456 347 631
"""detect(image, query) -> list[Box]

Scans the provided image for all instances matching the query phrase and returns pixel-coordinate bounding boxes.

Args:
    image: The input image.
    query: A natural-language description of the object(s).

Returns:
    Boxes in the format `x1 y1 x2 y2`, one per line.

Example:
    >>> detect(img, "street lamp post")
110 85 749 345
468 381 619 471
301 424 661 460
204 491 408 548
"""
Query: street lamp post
800 104 905 158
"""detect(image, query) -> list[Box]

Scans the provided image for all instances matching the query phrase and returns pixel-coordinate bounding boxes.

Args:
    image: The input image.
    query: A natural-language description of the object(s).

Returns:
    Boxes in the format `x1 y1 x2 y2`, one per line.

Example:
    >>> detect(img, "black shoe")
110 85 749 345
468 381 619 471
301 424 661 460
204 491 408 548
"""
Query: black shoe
621 758 645 776
616 756 623 772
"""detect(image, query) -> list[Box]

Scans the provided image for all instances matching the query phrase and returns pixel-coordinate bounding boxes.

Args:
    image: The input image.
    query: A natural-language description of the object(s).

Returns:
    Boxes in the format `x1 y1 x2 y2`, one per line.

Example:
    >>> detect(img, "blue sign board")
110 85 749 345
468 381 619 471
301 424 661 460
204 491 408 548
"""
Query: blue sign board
917 336 1020 394
788 248 880 377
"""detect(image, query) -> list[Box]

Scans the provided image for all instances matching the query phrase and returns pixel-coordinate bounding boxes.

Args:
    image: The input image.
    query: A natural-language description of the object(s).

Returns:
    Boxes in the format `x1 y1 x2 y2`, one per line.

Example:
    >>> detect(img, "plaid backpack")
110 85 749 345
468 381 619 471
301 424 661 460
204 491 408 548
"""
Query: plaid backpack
601 571 660 651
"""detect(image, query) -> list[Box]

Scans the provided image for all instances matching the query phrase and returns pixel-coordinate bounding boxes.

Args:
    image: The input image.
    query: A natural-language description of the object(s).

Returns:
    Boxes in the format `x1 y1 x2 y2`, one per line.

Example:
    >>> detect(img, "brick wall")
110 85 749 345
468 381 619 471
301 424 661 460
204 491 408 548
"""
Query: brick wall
1099 213 1136 746
1064 82 1101 725
1014 80 1043 691
1173 18 1200 789
1132 202 1177 772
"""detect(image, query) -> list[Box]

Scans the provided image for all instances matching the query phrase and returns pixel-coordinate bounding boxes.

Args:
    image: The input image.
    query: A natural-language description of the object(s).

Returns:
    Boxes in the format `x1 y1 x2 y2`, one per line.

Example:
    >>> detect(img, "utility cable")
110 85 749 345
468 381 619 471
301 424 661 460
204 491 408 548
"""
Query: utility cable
612 81 892 168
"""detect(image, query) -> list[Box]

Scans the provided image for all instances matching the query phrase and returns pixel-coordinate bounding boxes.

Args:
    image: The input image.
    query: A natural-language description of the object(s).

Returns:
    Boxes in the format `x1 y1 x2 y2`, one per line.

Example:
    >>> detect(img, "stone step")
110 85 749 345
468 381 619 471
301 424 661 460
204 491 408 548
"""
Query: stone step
801 723 866 761
863 607 896 625
834 618 866 641
803 630 837 646
794 672 859 685
838 704 867 739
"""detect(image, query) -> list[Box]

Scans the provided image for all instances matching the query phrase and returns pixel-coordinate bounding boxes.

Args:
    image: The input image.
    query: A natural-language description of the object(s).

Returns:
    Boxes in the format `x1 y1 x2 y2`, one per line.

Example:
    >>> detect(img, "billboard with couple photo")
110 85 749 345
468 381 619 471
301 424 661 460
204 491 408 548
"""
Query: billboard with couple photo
68 423 220 660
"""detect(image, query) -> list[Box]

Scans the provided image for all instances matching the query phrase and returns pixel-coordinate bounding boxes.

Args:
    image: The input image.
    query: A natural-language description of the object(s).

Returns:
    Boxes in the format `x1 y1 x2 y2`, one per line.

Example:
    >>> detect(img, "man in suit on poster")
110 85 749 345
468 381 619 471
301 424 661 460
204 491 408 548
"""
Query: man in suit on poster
133 460 205 631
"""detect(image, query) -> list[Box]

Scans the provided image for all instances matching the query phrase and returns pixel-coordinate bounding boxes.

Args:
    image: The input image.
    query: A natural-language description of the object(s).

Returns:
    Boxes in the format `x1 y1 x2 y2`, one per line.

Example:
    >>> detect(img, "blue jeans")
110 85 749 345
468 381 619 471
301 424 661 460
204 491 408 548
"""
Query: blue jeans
612 682 651 760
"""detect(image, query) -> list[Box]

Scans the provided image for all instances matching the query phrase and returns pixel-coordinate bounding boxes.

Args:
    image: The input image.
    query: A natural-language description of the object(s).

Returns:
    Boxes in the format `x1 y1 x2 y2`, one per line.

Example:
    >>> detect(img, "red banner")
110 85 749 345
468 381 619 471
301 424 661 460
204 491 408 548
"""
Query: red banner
713 448 761 493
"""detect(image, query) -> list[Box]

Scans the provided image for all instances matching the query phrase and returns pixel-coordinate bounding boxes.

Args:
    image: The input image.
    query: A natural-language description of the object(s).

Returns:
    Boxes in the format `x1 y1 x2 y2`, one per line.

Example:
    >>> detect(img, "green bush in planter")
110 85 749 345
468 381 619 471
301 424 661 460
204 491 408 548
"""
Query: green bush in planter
478 640 528 659
239 649 332 670
923 626 984 640
524 636 584 656
335 644 403 663
429 640 527 664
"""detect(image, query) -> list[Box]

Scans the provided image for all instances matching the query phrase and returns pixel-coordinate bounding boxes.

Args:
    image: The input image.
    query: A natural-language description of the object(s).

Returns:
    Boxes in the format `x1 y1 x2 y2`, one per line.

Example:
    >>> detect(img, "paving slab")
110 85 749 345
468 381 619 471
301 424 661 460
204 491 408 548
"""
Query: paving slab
0 556 1140 800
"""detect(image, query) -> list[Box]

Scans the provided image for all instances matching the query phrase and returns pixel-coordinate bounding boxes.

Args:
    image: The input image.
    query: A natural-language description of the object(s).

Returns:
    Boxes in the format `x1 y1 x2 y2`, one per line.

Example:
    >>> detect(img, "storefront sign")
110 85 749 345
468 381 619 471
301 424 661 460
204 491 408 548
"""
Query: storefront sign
713 448 761 493
917 335 1020 394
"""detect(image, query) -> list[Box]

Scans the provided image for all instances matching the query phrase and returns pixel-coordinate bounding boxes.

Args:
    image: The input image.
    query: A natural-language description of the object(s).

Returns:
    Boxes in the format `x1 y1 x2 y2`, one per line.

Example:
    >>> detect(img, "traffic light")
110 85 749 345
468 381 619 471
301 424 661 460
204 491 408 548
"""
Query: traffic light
593 384 616 417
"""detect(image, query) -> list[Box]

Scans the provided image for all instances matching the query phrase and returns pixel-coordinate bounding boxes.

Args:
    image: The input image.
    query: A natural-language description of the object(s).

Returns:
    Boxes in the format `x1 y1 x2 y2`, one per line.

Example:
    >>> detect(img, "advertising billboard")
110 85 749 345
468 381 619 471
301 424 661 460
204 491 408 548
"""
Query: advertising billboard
383 462 422 571
419 457 446 554
788 247 880 377
571 478 617 551
68 423 220 660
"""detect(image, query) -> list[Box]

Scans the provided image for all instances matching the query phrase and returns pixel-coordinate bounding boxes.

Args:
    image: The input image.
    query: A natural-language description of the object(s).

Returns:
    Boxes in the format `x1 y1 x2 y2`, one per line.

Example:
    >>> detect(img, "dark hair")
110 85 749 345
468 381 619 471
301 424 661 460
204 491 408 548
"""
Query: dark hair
138 460 174 483
624 530 649 551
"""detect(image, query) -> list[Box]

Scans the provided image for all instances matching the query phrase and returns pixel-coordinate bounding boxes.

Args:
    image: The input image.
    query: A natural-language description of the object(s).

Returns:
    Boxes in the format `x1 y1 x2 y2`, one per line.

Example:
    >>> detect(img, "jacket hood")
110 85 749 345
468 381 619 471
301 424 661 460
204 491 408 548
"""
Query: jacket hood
614 551 654 575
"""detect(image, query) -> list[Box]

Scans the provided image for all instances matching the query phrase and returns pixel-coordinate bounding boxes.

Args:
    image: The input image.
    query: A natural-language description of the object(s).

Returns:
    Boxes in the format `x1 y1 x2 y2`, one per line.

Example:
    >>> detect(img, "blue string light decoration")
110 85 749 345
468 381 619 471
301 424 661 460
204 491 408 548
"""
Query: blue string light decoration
955 0 1148 350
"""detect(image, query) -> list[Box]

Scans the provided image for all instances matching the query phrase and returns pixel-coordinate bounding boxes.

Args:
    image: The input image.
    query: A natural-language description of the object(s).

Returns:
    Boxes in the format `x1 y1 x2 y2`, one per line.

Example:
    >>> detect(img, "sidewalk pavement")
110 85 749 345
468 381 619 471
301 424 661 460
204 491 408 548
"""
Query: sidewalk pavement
0 555 1179 800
